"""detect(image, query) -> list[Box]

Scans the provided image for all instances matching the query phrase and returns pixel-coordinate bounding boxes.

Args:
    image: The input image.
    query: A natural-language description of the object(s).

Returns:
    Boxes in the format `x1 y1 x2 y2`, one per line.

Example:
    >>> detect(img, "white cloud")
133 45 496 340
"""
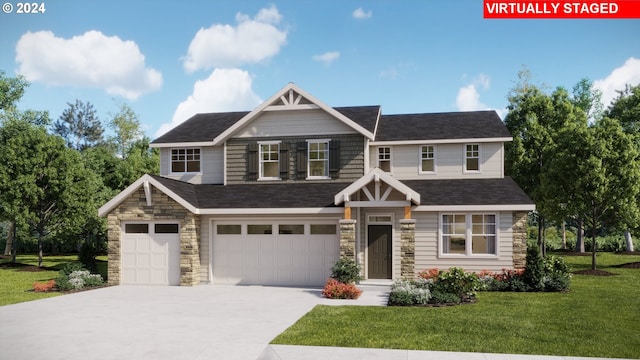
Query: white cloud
156 68 262 137
183 5 287 72
15 30 162 100
352 7 372 19
313 51 340 66
456 74 491 111
594 57 640 108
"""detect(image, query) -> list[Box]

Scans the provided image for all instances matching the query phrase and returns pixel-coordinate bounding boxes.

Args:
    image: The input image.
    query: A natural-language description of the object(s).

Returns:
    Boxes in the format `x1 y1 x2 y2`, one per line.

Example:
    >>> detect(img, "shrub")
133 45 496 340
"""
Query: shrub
79 241 98 273
523 246 545 291
430 291 461 305
322 278 362 299
330 258 362 284
60 262 86 276
542 255 571 292
33 280 56 292
56 269 103 291
431 267 480 301
388 280 431 306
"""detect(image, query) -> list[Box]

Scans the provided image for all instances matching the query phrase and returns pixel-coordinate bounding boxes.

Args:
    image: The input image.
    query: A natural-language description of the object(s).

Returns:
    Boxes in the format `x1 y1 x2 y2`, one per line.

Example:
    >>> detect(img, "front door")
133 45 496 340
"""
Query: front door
368 225 392 279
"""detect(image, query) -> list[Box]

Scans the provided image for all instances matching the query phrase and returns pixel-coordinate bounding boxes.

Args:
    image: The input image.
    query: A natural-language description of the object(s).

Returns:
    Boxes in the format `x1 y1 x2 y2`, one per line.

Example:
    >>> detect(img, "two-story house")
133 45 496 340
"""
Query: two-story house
99 83 534 286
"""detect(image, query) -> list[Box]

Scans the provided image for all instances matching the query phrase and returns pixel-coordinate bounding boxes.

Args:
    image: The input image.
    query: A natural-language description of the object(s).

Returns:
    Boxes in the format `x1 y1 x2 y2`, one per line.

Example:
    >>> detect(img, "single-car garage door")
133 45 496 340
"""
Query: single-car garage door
212 221 339 286
122 223 180 285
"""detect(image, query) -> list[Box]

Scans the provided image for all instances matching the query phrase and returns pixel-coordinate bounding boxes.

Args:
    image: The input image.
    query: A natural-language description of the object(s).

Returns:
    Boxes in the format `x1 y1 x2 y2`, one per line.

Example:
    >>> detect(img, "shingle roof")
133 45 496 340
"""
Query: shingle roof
374 110 511 142
151 175 532 209
151 106 381 145
152 112 248 144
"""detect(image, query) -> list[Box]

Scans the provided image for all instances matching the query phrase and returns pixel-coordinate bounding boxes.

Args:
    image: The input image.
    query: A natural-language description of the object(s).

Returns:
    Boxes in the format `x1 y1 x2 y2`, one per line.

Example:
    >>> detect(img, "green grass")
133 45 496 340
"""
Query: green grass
0 254 108 306
272 253 640 359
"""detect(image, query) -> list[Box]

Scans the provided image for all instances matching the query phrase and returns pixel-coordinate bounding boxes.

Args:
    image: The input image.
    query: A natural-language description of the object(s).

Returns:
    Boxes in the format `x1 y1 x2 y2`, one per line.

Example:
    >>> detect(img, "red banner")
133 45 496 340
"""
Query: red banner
484 0 640 18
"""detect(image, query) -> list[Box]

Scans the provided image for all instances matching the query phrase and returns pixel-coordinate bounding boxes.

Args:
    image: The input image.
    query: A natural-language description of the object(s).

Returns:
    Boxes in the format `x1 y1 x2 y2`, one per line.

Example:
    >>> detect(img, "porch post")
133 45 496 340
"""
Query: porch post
400 219 416 279
339 219 357 262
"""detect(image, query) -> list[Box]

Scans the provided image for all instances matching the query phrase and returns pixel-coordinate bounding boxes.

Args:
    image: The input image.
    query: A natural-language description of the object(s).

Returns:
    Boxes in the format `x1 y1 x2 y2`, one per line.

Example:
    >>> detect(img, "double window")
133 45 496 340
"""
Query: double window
441 213 496 256
171 148 201 173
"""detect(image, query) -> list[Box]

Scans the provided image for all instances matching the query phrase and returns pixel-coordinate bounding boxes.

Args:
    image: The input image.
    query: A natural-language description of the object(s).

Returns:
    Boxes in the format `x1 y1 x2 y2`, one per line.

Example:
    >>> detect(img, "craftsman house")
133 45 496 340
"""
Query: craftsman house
99 83 534 286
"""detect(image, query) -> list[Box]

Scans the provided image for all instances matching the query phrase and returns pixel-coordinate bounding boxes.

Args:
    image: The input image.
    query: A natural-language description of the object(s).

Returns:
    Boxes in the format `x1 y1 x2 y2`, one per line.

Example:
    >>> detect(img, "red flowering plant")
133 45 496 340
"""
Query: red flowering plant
417 268 440 280
33 280 56 292
322 278 362 299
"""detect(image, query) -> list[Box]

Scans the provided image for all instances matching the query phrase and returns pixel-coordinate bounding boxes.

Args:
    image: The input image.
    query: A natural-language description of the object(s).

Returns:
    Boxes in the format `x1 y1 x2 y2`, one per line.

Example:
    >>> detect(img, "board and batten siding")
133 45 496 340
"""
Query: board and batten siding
369 142 504 180
234 109 359 138
413 211 515 273
159 147 224 184
226 134 365 184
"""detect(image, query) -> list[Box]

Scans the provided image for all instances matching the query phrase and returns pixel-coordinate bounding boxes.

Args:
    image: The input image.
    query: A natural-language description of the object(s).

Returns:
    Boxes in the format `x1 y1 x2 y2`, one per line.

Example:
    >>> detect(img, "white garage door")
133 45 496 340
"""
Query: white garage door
212 221 340 286
122 223 180 285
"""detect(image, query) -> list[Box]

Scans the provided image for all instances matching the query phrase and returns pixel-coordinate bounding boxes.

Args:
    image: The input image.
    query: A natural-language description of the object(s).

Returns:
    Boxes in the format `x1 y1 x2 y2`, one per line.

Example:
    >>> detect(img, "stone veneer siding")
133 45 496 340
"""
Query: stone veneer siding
226 134 365 184
400 219 416 279
106 186 200 286
339 219 357 261
512 211 528 269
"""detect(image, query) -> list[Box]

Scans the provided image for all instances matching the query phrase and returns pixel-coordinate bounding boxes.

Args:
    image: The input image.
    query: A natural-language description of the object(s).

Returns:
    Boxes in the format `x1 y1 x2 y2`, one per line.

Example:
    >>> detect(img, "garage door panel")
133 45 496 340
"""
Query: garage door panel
122 224 180 286
212 221 339 287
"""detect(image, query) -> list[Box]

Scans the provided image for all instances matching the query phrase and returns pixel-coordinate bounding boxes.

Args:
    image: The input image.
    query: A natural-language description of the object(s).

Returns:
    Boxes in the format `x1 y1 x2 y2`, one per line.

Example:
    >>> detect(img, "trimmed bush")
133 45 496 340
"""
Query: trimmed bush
79 241 98 273
330 258 362 284
523 246 545 291
322 278 362 299
33 280 56 292
431 267 480 301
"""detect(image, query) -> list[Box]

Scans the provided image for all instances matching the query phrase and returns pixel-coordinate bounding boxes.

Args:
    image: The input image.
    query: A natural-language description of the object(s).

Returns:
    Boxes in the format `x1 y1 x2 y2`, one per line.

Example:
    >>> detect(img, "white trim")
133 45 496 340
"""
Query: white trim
418 144 437 174
258 141 281 181
199 208 344 215
98 174 199 217
369 137 512 146
213 83 374 145
150 141 214 148
306 139 330 180
415 204 535 212
143 181 152 206
346 201 411 208
334 168 421 205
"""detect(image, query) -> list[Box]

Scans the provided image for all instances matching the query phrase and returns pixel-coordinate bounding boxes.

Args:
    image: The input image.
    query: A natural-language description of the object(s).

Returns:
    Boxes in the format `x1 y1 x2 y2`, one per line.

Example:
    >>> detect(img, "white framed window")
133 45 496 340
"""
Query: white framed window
259 141 280 180
307 140 330 179
171 148 201 173
420 145 436 173
378 147 391 172
440 213 497 256
464 144 480 172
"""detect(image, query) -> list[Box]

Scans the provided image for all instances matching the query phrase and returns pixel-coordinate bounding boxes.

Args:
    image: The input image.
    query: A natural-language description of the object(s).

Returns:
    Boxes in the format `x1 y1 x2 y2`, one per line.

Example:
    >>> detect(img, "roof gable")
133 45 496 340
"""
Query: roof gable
212 83 375 145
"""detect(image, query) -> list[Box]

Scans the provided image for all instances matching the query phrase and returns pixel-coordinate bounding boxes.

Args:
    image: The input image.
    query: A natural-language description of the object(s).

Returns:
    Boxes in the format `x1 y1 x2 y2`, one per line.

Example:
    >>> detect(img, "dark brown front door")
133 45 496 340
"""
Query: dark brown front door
368 225 392 279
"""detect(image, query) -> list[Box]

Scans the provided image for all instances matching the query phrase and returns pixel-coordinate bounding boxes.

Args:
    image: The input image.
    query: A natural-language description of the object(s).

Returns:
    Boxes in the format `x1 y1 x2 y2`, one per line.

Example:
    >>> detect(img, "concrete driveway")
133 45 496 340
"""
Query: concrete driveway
0 285 389 360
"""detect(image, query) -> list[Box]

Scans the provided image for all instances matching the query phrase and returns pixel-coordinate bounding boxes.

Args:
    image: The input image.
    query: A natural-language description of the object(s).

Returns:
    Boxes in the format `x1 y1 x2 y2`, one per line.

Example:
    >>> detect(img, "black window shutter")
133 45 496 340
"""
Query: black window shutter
329 140 340 178
296 142 307 180
279 143 290 180
247 142 258 181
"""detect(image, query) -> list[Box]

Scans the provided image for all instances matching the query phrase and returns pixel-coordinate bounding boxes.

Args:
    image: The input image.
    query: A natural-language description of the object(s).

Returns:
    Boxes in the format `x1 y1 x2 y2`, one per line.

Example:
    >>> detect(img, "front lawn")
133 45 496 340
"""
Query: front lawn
0 254 107 306
272 253 640 359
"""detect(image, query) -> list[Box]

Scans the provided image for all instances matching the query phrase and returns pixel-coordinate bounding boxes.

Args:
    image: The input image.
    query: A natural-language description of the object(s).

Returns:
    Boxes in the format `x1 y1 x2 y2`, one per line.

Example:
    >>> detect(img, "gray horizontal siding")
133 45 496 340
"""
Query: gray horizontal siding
226 134 365 184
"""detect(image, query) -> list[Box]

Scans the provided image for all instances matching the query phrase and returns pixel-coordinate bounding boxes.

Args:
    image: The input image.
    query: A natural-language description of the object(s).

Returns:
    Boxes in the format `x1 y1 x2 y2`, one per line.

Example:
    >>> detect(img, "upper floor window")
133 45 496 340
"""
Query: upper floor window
171 148 200 173
259 142 280 180
378 147 391 172
420 145 435 173
465 144 480 172
307 140 329 179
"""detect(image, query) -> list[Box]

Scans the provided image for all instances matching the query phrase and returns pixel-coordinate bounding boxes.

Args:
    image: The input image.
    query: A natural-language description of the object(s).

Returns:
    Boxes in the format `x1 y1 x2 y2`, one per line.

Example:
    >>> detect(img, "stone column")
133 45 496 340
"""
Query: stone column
512 212 528 269
180 214 201 286
400 219 416 279
339 219 357 261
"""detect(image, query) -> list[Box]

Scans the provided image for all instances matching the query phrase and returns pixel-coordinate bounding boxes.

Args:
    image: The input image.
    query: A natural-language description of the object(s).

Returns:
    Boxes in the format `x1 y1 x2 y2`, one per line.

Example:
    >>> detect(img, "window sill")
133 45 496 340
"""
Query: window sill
438 254 498 259
258 178 282 181
169 172 202 176
306 176 331 180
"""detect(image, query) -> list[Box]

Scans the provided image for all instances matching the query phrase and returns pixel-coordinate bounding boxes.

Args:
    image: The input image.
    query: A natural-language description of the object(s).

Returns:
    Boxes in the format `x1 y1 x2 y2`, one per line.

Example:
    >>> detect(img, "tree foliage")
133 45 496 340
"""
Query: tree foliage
53 99 104 150
109 102 143 159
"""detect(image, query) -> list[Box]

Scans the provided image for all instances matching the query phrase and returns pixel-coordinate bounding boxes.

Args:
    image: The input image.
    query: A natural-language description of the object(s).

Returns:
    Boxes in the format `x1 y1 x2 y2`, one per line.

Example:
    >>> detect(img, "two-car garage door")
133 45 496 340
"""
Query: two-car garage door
211 221 340 287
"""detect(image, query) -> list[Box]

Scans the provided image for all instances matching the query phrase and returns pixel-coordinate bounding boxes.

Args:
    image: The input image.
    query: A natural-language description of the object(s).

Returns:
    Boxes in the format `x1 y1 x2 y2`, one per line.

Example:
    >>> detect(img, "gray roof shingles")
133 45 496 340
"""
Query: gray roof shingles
151 175 532 209
375 110 511 142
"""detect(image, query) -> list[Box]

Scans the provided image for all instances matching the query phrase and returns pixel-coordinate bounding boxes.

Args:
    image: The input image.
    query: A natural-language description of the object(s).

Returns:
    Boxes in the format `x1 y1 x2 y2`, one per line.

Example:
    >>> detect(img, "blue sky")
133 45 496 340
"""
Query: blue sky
1 1 639 138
